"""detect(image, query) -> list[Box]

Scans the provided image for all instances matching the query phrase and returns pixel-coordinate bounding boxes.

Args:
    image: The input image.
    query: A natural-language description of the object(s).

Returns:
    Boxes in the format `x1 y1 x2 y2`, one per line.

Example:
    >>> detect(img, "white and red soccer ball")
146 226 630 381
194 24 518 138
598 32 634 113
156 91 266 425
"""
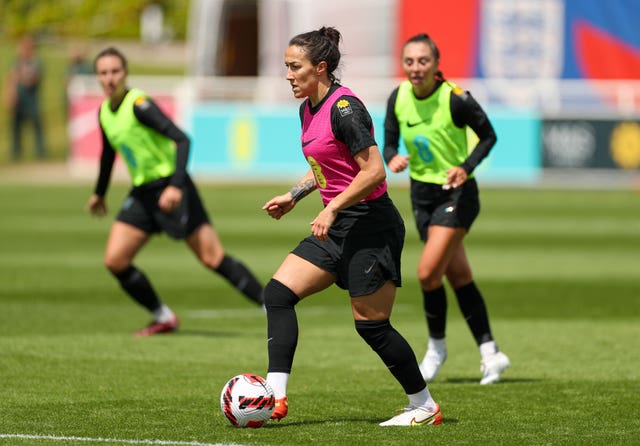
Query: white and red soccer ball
220 373 275 428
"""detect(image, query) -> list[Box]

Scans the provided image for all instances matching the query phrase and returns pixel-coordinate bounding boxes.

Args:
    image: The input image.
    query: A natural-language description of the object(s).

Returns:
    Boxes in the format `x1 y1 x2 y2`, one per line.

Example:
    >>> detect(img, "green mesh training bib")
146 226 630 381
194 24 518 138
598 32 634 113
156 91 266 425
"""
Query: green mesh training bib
99 88 176 186
394 81 471 184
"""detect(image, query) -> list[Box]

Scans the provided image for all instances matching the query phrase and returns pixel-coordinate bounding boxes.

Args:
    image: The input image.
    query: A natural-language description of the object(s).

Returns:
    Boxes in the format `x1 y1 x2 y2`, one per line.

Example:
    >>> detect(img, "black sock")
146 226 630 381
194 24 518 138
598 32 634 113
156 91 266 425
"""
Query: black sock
455 281 493 345
355 319 426 395
112 265 162 312
264 279 300 373
423 286 447 339
215 255 264 305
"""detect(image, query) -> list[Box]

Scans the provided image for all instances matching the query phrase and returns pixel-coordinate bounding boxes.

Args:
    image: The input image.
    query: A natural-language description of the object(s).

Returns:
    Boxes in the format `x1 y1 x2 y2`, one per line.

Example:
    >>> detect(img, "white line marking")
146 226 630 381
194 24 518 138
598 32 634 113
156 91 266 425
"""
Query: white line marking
0 433 244 446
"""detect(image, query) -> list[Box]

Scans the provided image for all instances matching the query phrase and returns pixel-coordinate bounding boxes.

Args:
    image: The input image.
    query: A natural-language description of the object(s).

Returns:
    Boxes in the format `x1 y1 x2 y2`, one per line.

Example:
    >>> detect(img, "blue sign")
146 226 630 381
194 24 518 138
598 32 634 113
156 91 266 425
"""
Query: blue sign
189 103 541 184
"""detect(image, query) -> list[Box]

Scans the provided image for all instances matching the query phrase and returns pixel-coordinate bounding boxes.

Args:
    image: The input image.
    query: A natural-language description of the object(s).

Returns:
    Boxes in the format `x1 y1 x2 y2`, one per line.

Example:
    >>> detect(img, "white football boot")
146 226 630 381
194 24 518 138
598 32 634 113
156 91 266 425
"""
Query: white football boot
480 351 511 385
419 347 447 382
379 404 443 427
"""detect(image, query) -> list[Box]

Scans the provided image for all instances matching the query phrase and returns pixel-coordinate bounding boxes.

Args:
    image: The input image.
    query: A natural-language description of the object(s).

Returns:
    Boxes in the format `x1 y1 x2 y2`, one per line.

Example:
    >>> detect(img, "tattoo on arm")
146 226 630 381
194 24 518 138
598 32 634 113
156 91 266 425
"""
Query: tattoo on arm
289 179 316 202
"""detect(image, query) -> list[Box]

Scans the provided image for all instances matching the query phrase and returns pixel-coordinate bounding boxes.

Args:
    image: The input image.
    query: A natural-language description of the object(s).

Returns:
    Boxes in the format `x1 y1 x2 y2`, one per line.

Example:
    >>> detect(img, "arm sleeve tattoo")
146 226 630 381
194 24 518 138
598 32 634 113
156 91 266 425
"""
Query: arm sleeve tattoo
289 178 316 202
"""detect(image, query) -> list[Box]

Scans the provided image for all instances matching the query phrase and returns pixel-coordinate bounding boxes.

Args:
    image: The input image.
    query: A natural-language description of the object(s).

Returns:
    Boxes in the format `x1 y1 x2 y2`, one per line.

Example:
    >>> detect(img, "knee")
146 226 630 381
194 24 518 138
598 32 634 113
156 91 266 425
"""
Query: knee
355 319 391 346
264 279 300 310
417 266 442 290
198 249 225 270
446 265 473 289
103 254 129 275
448 274 473 290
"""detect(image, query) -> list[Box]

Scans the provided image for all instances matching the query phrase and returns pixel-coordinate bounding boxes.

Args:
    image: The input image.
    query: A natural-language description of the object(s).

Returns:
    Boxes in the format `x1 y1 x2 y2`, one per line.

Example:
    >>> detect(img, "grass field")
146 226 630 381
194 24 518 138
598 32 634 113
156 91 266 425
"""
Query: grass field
1 181 639 445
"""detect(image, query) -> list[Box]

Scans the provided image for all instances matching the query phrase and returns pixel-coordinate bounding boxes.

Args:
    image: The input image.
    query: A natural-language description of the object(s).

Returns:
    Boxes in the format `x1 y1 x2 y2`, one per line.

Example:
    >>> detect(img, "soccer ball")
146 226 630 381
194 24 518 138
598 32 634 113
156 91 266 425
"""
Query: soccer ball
220 373 275 428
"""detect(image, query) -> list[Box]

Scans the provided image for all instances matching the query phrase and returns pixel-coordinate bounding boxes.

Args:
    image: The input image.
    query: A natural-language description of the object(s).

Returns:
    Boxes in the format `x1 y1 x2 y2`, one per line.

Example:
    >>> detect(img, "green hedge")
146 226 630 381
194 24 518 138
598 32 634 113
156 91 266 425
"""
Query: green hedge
0 0 190 39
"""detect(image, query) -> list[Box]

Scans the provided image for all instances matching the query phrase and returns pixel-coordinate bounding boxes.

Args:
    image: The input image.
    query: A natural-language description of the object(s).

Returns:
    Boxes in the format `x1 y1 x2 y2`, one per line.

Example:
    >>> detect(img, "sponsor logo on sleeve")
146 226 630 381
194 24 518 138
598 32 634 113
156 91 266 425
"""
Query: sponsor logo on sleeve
336 99 353 117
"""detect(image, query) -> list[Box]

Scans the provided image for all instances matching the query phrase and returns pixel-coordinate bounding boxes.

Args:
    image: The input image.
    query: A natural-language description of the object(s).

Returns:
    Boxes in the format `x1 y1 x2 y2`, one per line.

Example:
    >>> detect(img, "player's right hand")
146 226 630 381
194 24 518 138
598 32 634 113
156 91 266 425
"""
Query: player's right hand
262 194 295 220
86 194 107 217
387 154 409 173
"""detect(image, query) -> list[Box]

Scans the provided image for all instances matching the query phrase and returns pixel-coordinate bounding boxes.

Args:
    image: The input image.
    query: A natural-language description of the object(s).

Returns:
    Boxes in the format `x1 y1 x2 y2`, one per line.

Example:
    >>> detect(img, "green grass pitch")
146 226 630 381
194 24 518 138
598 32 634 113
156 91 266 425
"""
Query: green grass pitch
1 181 639 445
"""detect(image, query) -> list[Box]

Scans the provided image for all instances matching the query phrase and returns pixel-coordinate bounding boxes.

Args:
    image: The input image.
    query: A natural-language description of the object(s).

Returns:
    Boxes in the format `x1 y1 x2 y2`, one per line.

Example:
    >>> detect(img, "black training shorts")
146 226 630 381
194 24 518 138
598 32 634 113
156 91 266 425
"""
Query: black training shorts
410 177 480 242
116 175 210 239
291 203 405 297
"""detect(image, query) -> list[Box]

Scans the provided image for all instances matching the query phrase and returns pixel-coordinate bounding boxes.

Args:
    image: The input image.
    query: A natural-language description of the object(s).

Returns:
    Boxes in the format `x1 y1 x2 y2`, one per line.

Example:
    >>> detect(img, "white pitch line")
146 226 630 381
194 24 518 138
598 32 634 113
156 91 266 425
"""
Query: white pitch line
0 433 244 446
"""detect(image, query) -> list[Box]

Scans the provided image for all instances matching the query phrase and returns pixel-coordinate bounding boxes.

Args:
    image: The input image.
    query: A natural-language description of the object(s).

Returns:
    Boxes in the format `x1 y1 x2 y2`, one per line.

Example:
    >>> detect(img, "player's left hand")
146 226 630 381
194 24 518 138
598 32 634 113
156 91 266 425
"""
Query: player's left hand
444 166 468 189
158 185 183 213
310 206 337 241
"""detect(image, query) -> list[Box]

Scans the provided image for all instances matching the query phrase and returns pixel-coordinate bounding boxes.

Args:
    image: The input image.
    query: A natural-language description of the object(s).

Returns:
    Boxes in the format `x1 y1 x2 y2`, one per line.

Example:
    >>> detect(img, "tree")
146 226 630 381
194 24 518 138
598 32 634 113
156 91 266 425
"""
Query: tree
0 0 189 40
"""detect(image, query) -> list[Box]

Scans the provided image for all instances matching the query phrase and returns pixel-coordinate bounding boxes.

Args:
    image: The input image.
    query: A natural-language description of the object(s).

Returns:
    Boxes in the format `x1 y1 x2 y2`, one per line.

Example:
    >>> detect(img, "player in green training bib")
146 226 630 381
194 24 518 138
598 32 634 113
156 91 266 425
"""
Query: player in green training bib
383 33 510 385
86 47 264 336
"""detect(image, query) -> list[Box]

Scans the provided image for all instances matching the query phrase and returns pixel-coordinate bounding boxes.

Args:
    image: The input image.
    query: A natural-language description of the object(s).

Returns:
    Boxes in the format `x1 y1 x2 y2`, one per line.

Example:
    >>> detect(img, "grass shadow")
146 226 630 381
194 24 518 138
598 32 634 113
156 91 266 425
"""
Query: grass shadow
258 415 460 428
175 329 241 338
443 377 542 384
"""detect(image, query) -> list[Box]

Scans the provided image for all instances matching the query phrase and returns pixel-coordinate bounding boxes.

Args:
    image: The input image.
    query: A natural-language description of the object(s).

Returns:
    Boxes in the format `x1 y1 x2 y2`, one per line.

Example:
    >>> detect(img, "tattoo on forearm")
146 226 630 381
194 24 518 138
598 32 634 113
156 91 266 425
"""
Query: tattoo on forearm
289 179 316 202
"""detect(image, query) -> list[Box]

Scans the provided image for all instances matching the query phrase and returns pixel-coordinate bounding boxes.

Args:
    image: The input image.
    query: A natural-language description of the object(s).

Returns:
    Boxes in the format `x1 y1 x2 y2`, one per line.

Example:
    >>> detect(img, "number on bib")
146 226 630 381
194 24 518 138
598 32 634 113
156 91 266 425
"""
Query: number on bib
306 156 326 188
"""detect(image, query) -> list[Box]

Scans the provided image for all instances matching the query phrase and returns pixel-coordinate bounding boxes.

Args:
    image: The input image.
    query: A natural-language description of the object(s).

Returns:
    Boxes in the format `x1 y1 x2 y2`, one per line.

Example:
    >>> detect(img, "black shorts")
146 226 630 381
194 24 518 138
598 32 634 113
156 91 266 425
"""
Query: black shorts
291 206 405 297
410 177 480 242
116 175 210 239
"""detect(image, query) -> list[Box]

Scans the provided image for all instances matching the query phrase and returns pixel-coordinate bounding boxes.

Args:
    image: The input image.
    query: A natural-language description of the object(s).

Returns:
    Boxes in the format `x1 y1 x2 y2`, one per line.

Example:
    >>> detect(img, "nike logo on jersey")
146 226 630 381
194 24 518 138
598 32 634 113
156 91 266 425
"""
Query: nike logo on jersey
407 119 428 128
302 138 316 147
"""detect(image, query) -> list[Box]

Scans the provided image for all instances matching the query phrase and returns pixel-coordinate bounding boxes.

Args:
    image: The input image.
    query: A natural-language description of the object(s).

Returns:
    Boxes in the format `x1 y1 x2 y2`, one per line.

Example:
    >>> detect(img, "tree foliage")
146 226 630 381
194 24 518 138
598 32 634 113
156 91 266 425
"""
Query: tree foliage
0 0 190 40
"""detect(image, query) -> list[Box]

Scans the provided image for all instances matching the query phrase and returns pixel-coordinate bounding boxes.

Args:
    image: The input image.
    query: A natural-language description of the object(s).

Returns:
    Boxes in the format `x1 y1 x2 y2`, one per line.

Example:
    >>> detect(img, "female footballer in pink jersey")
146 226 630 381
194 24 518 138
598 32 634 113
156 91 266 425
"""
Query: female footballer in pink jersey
261 26 441 427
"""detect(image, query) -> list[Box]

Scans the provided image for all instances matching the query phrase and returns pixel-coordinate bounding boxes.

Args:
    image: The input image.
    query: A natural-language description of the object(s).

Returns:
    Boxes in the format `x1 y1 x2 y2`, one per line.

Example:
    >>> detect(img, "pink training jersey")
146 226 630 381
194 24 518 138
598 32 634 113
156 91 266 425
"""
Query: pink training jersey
301 86 387 206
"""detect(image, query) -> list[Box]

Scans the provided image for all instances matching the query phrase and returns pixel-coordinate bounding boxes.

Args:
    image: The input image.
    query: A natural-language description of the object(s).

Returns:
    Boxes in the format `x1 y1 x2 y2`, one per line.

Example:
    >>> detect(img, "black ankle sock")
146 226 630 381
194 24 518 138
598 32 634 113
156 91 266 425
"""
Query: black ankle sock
423 286 447 339
455 281 493 345
112 265 161 312
215 255 264 305
264 279 300 373
355 319 425 395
